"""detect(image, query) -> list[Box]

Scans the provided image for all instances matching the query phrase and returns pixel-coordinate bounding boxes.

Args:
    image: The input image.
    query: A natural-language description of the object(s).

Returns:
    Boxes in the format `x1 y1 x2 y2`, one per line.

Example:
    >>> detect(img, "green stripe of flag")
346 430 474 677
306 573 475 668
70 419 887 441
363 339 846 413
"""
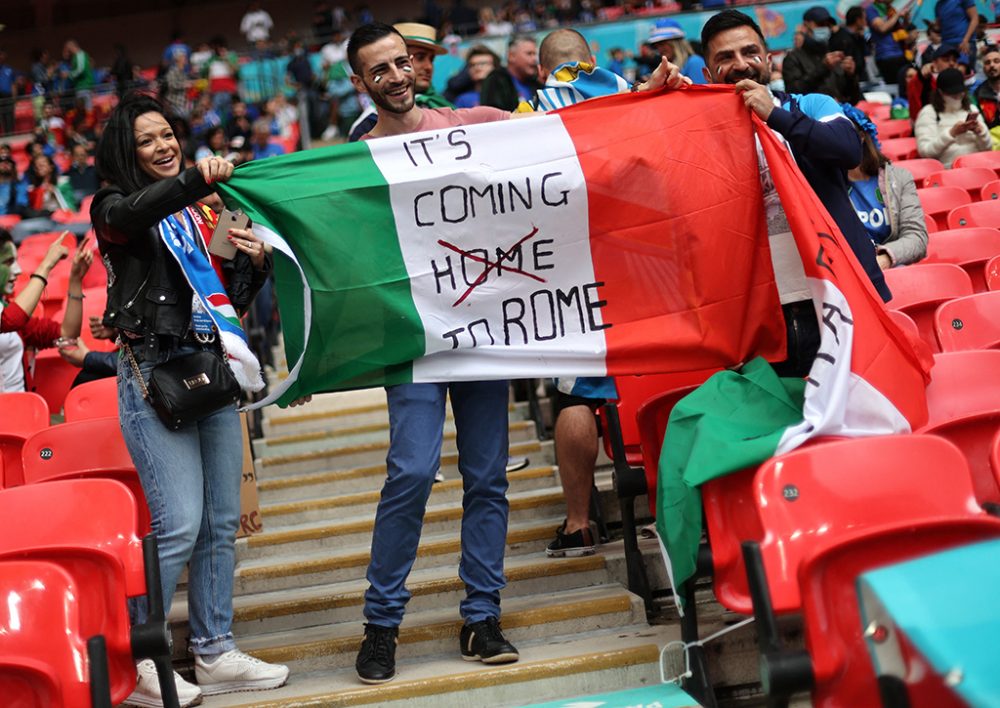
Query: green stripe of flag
216 142 426 400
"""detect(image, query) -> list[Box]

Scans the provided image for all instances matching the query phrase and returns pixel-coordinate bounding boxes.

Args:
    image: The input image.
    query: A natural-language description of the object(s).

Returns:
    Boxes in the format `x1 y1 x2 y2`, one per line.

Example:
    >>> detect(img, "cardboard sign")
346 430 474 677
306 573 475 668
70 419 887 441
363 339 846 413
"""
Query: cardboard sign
238 412 263 538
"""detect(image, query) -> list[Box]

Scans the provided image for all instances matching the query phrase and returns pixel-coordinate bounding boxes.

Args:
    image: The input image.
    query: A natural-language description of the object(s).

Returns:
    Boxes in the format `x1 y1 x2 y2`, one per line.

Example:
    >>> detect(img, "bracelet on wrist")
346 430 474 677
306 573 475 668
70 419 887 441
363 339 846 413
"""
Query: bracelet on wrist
67 292 85 301
30 273 48 286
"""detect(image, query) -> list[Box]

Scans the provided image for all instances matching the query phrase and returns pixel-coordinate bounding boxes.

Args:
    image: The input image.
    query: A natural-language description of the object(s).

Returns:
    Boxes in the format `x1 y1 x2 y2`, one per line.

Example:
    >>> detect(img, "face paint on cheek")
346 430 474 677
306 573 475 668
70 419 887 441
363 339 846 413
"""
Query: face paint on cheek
373 75 382 83
403 66 413 73
0 243 15 294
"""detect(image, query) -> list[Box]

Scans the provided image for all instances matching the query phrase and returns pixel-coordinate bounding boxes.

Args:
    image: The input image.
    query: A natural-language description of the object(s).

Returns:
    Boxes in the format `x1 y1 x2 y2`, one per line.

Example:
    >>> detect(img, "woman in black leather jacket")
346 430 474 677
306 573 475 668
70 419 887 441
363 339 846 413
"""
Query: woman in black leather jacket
91 92 288 707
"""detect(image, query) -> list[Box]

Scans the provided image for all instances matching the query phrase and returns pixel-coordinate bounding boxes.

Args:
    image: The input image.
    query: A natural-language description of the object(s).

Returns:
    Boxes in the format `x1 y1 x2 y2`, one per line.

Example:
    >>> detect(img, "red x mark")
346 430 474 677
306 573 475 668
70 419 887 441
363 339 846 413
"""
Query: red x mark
438 225 546 307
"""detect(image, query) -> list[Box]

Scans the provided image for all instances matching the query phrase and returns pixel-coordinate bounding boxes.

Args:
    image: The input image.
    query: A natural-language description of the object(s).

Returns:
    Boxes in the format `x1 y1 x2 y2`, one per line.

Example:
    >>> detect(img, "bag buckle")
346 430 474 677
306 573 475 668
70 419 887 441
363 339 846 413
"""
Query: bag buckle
183 373 212 390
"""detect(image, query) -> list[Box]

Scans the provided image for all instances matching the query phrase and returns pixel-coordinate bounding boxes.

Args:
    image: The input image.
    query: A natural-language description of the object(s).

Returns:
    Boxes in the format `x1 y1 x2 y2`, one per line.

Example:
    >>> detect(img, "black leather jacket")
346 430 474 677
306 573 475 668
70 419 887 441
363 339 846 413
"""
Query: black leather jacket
91 166 270 359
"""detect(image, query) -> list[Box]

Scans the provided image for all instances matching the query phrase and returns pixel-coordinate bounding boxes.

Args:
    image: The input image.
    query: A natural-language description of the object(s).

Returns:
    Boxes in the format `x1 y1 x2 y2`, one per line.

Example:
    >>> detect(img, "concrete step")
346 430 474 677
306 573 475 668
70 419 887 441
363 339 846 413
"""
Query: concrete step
262 399 532 437
240 485 569 560
258 466 559 526
236 584 643 674
234 515 565 595
171 553 611 642
198 625 676 708
255 419 538 458
257 438 550 478
255 439 552 498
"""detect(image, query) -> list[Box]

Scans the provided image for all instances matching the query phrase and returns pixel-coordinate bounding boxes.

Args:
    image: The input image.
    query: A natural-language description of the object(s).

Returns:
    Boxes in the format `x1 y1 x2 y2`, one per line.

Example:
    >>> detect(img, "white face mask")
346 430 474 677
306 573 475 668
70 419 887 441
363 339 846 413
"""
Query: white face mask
943 95 965 111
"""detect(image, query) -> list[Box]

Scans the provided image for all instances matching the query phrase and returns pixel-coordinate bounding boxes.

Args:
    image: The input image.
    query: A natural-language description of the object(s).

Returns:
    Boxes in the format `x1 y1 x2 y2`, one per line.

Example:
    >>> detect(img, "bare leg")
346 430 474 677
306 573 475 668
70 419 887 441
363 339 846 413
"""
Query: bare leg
554 405 598 534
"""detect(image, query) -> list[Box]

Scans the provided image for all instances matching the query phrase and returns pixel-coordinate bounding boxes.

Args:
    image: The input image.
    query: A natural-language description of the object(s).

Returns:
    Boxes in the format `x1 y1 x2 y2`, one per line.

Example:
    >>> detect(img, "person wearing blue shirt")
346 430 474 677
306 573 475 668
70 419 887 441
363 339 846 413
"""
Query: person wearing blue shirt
250 118 285 160
0 50 17 136
866 0 912 90
935 0 979 70
646 18 708 85
0 159 27 217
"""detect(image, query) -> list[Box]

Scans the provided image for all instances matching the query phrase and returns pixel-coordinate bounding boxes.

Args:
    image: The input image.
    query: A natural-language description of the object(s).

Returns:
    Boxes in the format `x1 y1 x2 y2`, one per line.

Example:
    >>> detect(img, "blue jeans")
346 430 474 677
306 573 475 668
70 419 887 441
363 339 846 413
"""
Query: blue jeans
118 344 242 655
364 380 510 627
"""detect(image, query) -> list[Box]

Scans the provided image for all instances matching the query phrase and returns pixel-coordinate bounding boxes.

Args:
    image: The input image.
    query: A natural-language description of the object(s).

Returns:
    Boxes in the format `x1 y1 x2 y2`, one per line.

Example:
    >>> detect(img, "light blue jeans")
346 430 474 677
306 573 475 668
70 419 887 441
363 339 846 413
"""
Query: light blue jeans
118 343 242 655
364 380 511 627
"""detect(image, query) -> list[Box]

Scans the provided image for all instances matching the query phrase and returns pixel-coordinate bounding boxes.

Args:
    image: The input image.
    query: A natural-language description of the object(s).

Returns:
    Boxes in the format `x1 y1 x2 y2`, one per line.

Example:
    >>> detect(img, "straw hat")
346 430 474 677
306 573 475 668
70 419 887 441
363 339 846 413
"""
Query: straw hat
393 22 447 56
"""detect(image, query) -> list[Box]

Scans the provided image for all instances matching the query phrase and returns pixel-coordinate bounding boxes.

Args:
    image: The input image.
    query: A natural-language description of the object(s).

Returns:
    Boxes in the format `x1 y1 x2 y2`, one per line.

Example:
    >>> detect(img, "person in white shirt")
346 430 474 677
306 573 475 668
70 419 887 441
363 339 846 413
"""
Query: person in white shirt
240 2 274 47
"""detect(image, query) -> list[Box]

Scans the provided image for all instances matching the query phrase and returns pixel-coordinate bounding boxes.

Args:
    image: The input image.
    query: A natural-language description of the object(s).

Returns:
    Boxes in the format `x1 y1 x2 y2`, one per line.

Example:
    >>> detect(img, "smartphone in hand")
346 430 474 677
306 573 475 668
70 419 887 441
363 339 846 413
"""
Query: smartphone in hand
209 209 251 260
966 111 978 123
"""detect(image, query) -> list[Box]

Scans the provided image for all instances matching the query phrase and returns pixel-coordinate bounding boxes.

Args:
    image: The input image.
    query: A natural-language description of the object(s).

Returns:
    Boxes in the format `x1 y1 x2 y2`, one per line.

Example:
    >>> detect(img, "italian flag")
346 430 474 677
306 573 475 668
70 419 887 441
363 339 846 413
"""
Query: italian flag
217 89 791 407
654 107 933 602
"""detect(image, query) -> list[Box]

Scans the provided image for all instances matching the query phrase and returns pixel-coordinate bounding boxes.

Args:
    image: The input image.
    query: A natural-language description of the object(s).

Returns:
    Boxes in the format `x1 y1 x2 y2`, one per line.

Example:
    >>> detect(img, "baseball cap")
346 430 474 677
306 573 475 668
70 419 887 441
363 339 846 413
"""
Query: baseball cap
935 67 966 95
647 18 685 44
393 22 447 56
803 7 836 25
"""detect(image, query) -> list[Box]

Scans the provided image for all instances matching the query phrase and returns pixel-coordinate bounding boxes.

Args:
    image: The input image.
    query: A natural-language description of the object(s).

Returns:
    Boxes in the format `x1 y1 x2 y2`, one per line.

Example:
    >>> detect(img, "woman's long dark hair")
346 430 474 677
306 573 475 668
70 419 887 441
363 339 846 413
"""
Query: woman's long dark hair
96 91 176 194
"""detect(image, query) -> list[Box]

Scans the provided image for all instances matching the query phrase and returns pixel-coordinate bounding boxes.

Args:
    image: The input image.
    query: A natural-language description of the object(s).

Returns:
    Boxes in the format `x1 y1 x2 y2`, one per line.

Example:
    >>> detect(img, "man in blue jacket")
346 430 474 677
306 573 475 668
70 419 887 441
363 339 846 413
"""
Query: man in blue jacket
700 10 891 374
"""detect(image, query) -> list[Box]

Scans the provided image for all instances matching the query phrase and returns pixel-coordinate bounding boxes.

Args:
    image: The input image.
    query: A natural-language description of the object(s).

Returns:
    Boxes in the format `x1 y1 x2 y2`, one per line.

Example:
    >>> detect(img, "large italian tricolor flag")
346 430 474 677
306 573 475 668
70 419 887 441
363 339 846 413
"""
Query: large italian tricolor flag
217 88 795 407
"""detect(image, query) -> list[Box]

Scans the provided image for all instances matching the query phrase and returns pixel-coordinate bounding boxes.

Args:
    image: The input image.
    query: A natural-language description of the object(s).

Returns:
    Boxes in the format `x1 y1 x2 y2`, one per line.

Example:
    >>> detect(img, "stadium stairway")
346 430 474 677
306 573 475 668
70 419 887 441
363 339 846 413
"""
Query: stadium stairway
168 365 760 707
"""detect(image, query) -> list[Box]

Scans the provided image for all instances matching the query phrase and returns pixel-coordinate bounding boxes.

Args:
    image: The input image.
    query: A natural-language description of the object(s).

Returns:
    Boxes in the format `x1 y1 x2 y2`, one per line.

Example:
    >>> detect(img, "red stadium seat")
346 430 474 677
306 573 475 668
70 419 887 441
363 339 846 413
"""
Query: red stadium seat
49 287 115 352
0 479 176 705
917 186 972 231
988 255 1000 291
884 263 974 351
635 383 703 516
981 179 1000 202
30 350 80 416
881 137 918 161
749 436 983 613
0 559 96 708
857 101 891 120
0 392 49 488
893 158 945 187
887 309 920 340
922 227 1000 291
21 418 150 534
952 150 1000 177
919 350 1000 504
924 167 997 199
873 118 912 139
948 200 1000 229
64 376 118 422
0 214 21 228
702 466 761 614
992 428 1000 490
796 518 1000 708
924 212 938 234
934 291 1000 352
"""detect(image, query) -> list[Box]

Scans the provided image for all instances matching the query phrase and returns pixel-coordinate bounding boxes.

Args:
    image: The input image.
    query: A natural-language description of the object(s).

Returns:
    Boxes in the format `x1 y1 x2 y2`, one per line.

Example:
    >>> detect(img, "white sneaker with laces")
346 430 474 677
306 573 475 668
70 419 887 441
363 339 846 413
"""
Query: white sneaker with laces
123 659 203 708
195 650 289 696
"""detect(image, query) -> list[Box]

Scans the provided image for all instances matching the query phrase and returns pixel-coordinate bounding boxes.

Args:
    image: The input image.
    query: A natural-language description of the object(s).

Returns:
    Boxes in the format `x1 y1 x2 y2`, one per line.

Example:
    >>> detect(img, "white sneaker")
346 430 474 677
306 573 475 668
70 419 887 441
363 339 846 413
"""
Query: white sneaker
434 471 446 483
195 650 289 696
320 125 340 141
123 659 203 707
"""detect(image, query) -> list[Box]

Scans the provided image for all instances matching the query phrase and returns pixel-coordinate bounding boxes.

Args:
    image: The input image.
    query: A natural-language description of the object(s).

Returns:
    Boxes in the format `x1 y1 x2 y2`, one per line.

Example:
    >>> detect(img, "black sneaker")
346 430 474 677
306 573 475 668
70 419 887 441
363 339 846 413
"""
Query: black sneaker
546 521 597 557
355 623 398 684
459 618 520 664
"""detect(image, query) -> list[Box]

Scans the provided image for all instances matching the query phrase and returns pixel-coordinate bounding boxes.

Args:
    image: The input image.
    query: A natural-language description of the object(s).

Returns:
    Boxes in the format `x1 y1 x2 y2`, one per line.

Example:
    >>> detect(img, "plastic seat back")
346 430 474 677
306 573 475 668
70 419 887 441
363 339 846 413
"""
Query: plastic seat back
604 370 716 468
0 392 49 488
884 264 974 350
881 137 918 161
0 559 91 708
800 518 1000 708
29 350 80 417
64 376 119 422
952 150 1000 177
917 186 972 231
922 227 1000 292
989 255 1000 292
893 158 945 187
992 428 1000 492
702 467 762 614
925 167 997 199
934 291 1000 352
753 435 982 612
980 179 1000 202
886 309 919 340
48 287 115 352
948 200 1000 229
874 118 912 139
635 384 702 516
21 418 149 535
919 351 1000 504
0 479 144 700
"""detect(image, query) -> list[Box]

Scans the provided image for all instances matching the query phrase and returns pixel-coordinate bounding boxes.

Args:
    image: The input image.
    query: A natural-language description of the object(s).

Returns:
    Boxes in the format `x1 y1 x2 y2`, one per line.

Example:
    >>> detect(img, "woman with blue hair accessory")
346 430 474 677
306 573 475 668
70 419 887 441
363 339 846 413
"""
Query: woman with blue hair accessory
843 103 928 269
646 18 708 85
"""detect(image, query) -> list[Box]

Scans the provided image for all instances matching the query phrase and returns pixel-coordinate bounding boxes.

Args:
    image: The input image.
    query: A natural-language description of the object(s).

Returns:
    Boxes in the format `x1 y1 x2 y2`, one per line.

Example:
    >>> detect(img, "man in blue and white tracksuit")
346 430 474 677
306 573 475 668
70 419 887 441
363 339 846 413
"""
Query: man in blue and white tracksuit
700 10 892 378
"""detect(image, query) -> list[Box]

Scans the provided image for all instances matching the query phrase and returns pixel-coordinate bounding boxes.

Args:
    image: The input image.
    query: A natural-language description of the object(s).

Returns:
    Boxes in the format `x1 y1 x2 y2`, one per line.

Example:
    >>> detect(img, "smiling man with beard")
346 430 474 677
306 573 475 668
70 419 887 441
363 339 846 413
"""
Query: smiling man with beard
345 21 518 685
